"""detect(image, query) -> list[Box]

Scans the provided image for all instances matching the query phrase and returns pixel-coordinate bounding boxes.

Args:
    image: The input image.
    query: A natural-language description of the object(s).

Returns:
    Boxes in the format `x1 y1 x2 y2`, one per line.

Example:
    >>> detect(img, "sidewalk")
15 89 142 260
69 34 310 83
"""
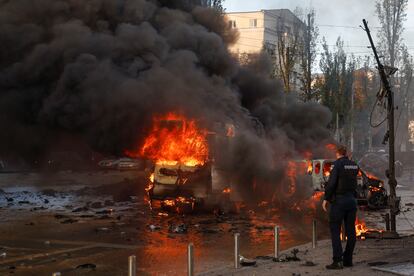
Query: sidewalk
200 236 414 276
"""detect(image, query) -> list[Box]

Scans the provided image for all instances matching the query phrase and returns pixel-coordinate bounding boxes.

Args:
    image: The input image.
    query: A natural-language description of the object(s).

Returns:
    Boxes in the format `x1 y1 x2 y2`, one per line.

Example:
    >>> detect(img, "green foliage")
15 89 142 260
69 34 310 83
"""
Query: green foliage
319 37 356 128
376 0 408 68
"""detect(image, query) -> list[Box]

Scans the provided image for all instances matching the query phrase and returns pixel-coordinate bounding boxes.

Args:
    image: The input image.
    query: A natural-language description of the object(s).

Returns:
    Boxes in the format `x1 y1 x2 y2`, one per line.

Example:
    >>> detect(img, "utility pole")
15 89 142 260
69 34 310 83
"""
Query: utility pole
306 13 312 101
350 81 355 153
363 19 399 232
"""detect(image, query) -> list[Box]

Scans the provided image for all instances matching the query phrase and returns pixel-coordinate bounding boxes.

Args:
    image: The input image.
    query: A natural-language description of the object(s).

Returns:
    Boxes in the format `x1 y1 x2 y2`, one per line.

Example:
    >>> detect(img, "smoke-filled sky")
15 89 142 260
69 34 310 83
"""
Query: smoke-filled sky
0 0 336 204
0 0 332 164
225 0 414 61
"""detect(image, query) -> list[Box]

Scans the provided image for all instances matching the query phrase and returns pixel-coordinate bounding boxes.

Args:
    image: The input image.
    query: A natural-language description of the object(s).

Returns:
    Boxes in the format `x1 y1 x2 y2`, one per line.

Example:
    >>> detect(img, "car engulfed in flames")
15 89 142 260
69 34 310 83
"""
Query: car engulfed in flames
127 113 239 212
304 159 388 209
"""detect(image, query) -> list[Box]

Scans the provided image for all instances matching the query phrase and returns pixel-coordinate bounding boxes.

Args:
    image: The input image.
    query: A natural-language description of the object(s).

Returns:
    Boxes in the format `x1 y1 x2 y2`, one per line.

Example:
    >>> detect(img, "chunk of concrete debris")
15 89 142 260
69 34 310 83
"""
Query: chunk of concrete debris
239 255 257 266
273 249 301 262
169 224 187 234
149 225 161 232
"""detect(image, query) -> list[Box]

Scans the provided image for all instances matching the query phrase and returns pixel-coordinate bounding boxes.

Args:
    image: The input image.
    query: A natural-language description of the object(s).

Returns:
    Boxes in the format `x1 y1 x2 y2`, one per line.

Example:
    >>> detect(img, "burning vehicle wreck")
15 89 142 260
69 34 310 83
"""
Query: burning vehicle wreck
127 113 240 212
306 159 388 209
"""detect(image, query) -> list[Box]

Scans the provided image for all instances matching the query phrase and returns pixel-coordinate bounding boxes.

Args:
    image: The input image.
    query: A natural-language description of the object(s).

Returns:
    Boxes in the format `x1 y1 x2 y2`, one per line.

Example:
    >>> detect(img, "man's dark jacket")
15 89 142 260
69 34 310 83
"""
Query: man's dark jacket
324 156 359 202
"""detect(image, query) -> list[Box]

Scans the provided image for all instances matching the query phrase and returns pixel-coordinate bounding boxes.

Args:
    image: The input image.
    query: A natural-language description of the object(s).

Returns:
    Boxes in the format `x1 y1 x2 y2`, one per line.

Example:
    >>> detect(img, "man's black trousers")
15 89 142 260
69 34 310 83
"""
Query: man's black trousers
329 195 357 263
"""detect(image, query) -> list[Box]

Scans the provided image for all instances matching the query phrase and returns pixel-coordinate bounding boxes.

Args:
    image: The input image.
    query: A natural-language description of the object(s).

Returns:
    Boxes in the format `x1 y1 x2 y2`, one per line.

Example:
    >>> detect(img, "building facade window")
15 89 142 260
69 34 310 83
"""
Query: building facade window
249 18 257 28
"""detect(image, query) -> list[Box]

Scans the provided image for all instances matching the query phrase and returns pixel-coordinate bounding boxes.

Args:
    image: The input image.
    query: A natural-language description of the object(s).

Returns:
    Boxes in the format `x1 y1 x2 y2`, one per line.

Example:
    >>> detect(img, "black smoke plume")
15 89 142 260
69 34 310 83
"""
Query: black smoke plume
0 0 333 202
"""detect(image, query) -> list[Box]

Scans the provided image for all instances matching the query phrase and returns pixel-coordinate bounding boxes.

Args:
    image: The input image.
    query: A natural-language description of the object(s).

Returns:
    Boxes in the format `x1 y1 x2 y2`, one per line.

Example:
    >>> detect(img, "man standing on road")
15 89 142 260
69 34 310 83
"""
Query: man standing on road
322 145 359 269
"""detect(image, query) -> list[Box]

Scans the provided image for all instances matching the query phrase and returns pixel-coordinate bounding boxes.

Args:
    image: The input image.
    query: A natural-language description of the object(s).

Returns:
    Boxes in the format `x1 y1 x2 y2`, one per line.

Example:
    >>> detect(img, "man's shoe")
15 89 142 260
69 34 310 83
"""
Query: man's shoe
343 261 353 267
326 261 343 269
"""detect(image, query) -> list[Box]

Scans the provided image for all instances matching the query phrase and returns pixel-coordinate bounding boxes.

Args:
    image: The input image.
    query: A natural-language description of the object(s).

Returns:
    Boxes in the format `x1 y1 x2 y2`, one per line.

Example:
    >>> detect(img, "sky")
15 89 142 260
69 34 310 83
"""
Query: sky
224 0 414 63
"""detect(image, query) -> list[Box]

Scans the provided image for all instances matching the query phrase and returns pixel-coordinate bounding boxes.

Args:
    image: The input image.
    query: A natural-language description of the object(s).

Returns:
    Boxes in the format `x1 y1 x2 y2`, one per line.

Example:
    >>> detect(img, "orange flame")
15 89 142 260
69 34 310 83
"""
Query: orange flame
127 113 208 167
365 172 380 181
355 218 368 238
303 191 324 211
325 143 337 151
284 161 298 197
163 199 175 207
307 161 313 174
323 162 333 177
222 187 231 194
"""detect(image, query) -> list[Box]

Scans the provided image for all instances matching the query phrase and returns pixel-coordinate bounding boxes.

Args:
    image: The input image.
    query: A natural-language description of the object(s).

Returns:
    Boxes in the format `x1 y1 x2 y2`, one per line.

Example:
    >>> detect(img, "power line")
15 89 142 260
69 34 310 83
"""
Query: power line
227 14 414 29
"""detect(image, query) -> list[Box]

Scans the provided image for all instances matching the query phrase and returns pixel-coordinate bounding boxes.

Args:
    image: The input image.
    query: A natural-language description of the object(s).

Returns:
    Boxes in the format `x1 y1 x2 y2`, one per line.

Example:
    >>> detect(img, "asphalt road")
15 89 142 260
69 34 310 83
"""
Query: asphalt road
2 170 412 275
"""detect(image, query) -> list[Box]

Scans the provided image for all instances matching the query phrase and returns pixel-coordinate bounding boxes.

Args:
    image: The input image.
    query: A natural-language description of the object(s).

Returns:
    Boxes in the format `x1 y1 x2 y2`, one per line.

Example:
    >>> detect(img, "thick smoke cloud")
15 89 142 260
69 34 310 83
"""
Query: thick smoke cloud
0 0 333 202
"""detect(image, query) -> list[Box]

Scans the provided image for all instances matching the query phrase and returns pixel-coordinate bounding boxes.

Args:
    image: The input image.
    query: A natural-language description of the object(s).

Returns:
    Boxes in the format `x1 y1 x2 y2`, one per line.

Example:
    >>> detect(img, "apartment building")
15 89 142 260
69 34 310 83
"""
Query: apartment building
226 9 306 91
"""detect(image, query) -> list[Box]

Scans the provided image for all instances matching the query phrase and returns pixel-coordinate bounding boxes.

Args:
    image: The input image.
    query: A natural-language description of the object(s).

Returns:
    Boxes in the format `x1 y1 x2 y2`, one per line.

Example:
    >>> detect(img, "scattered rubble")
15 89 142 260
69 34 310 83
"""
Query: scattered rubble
274 249 301 262
169 224 187 234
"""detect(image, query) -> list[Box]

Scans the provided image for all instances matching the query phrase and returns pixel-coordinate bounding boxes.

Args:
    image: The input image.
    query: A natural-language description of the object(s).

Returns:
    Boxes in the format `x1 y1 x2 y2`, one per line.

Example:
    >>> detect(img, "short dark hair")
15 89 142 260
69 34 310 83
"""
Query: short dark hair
336 145 347 156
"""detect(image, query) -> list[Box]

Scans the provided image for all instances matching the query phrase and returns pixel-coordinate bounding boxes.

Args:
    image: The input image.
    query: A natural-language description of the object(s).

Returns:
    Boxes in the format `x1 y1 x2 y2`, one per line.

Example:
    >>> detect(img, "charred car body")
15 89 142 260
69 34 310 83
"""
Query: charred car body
307 159 388 209
140 115 239 212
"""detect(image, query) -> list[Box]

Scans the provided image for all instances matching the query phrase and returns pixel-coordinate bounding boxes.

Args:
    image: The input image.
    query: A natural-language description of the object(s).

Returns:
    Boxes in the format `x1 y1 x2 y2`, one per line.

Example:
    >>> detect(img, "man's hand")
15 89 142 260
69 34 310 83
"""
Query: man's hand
322 200 329 212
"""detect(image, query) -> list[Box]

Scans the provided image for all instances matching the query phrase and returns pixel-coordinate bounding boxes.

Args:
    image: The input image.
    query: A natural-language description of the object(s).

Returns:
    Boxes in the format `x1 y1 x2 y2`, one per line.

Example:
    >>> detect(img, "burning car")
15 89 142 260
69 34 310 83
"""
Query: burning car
127 113 239 212
305 159 388 209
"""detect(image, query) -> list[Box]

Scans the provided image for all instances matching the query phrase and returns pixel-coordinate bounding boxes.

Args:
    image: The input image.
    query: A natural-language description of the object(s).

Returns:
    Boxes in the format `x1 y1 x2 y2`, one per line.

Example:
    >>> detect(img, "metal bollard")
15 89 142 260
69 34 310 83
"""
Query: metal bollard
128 255 136 276
234 233 240 269
385 213 390 231
312 219 317 248
188 243 194 276
274 226 279 259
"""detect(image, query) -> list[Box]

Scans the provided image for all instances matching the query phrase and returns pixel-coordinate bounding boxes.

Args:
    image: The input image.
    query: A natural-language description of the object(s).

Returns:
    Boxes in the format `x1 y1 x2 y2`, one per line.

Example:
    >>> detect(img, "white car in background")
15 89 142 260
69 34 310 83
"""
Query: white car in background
98 158 141 170
98 159 118 169
116 158 141 170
